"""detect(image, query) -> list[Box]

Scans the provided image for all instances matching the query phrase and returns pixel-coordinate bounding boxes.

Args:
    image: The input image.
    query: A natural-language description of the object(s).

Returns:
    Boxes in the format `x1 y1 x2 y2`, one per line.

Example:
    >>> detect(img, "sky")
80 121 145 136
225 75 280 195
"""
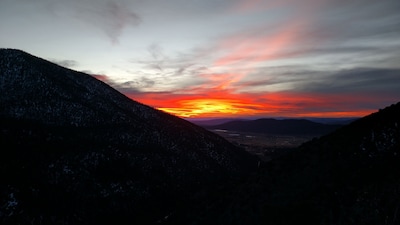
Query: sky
1 0 400 118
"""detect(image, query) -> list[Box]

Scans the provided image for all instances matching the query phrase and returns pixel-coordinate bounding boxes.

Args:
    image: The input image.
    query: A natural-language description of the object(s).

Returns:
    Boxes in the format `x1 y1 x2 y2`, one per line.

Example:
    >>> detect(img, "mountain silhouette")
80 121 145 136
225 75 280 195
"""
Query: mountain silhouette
0 49 257 225
206 118 342 136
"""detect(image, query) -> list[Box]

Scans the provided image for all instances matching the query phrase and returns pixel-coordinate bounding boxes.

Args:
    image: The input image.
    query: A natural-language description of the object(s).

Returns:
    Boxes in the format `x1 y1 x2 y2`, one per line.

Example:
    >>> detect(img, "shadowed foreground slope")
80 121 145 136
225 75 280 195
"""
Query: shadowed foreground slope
170 102 400 225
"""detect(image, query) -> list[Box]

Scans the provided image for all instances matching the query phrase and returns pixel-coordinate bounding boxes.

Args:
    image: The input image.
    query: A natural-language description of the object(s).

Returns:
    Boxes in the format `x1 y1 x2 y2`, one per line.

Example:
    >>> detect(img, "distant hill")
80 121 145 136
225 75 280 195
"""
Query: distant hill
0 49 257 225
189 117 357 127
171 102 400 224
206 118 342 136
188 118 249 126
305 117 358 125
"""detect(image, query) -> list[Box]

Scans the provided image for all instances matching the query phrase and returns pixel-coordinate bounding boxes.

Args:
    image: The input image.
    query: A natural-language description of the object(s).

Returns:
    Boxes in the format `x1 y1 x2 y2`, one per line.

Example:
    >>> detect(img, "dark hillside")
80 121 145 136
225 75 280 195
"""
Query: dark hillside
171 102 400 225
0 49 258 225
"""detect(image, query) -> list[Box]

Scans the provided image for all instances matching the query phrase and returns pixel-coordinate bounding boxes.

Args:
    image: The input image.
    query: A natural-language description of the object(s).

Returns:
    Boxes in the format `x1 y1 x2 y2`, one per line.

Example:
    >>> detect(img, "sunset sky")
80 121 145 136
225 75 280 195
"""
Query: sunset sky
1 0 399 118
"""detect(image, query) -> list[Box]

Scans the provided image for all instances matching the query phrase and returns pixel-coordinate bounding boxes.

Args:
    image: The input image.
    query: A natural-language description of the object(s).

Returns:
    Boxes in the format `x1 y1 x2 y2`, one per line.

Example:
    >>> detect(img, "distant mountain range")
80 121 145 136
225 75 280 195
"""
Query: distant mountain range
188 118 250 126
203 118 343 136
189 117 357 126
0 49 257 225
1 49 399 225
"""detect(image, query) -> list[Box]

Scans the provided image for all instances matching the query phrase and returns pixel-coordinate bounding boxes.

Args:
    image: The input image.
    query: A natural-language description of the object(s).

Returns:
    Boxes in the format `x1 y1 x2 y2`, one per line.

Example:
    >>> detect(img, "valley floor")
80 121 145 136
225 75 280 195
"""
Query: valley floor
209 129 316 161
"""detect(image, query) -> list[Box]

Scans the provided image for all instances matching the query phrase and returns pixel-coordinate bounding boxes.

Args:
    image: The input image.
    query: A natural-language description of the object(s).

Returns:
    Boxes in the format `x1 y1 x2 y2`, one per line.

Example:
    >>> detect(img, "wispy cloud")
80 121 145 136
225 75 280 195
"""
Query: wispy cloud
50 59 79 68
295 68 400 94
43 0 141 43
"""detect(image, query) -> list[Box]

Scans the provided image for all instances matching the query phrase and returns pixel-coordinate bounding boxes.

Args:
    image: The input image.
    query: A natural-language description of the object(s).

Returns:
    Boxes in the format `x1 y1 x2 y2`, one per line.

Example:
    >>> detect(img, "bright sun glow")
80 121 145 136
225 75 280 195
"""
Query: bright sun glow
159 98 261 118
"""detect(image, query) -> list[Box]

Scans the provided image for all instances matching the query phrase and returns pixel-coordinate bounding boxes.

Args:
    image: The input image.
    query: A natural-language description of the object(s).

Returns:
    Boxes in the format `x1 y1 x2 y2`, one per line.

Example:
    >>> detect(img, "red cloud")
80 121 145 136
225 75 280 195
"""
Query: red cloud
214 24 301 67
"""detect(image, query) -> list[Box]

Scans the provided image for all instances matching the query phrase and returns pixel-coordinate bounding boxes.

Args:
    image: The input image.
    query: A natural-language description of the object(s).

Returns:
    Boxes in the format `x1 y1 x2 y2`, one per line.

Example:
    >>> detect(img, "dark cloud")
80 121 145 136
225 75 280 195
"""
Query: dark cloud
94 70 158 95
50 59 78 68
75 1 141 44
121 77 155 89
40 0 141 44
134 44 167 72
139 77 155 88
312 1 400 45
295 68 400 95
80 70 94 74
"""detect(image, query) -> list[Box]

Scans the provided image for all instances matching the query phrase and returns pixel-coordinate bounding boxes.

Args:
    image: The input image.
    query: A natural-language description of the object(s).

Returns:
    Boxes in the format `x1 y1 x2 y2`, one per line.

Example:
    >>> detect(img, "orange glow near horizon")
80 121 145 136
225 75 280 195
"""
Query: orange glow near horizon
126 91 379 119
159 98 262 118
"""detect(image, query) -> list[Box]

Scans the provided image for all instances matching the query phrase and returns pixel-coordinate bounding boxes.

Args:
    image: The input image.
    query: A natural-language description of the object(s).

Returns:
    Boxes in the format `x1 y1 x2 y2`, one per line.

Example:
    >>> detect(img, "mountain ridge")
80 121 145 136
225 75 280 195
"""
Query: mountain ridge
189 117 357 126
0 48 161 126
0 48 258 225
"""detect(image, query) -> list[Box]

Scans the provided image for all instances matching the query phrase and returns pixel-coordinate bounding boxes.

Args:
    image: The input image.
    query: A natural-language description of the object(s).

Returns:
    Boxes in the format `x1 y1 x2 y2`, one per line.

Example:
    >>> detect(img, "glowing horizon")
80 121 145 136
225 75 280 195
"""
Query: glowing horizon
124 90 387 119
158 103 374 119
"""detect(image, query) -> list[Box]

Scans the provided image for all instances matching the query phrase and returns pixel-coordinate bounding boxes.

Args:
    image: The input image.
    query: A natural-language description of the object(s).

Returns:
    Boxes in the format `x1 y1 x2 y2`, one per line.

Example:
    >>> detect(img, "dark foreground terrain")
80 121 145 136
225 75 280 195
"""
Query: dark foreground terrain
169 102 400 225
1 49 400 225
0 49 257 225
